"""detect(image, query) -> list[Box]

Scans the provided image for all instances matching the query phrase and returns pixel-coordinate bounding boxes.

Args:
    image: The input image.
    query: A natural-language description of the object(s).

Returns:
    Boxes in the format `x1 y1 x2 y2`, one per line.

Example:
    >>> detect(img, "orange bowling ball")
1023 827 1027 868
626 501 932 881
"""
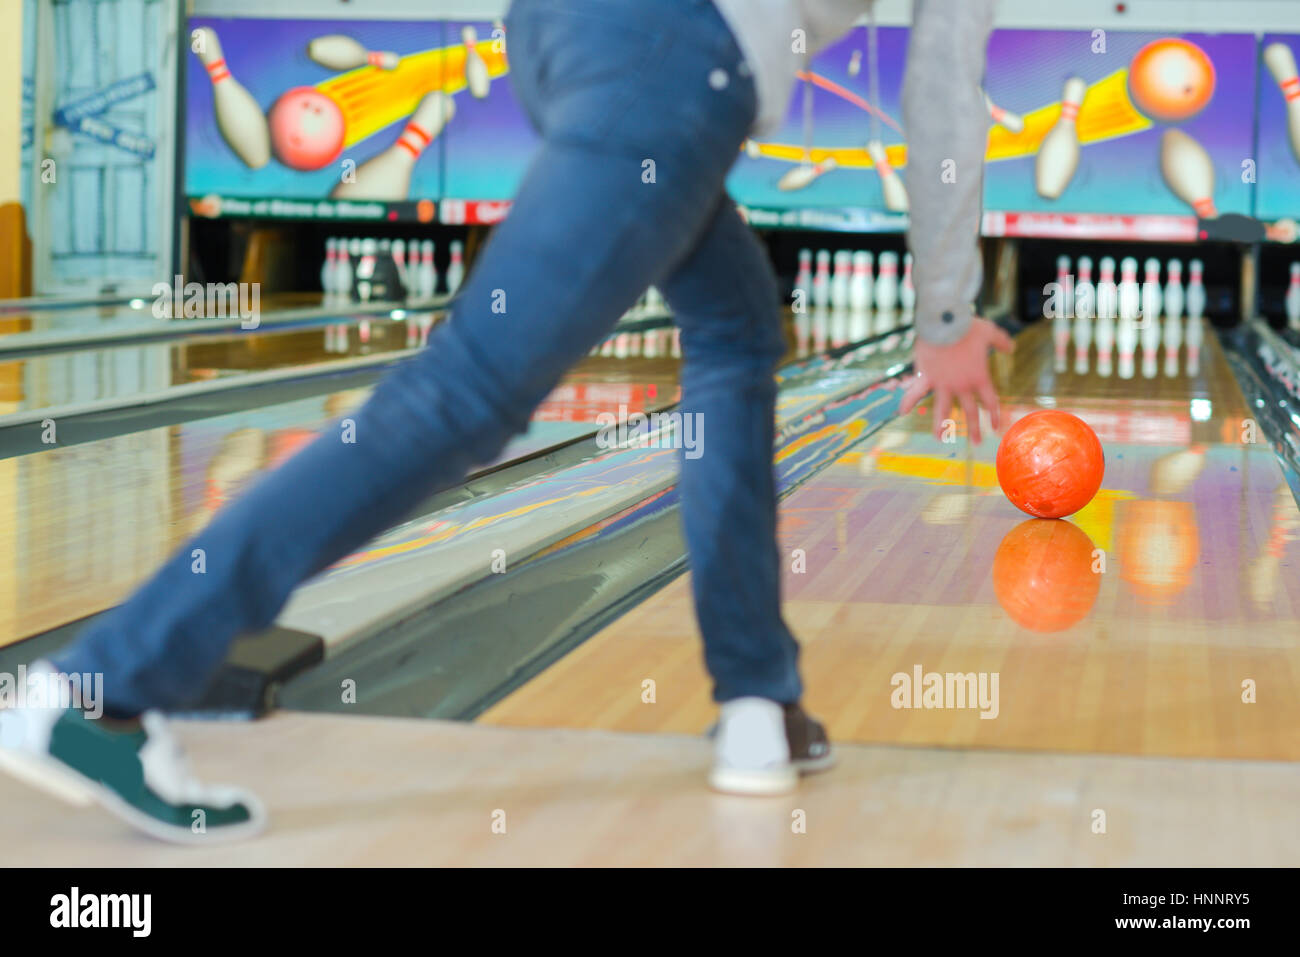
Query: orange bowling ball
996 410 1104 518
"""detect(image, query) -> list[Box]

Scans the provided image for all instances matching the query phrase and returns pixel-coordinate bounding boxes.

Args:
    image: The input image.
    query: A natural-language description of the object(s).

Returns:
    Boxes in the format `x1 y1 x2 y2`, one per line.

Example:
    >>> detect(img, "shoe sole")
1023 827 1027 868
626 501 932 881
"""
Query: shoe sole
709 765 799 796
0 746 267 845
794 749 837 774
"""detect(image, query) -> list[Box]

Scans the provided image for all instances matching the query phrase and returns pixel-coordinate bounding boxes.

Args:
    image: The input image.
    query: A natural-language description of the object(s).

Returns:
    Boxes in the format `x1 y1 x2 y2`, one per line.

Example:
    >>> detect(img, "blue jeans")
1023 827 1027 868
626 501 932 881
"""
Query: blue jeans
58 0 802 713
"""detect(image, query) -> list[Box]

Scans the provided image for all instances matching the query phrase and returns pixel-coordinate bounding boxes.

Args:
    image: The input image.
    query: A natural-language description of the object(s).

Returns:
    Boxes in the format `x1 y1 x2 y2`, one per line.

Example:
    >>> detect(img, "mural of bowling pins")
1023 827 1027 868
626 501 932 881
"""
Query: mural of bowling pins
192 26 271 169
331 91 455 200
1035 77 1086 200
1263 42 1300 164
463 26 491 99
778 156 838 192
1160 129 1217 218
308 35 400 71
867 140 909 212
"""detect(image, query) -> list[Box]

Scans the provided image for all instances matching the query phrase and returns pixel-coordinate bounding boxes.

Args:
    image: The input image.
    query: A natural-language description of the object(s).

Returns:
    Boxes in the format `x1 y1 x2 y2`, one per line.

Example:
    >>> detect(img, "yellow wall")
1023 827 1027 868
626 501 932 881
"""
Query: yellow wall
0 0 23 206
1 0 30 298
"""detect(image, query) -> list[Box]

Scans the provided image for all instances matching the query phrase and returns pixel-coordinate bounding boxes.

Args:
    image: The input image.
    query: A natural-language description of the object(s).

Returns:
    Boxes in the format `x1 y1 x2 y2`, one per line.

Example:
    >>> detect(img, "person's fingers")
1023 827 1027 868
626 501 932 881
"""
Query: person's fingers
977 380 1001 431
898 373 930 416
960 391 981 444
987 324 1015 354
931 387 953 440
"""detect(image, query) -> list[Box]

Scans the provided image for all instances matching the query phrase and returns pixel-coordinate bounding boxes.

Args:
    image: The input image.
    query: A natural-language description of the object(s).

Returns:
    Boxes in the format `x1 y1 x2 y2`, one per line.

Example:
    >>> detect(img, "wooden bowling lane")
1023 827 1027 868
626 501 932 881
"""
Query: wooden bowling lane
2 711 1296 865
0 348 684 649
480 320 1300 762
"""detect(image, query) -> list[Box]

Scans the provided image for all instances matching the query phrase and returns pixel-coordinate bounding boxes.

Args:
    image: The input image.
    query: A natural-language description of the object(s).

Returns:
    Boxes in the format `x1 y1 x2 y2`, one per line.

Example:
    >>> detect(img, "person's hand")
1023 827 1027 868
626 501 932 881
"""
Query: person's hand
898 317 1014 444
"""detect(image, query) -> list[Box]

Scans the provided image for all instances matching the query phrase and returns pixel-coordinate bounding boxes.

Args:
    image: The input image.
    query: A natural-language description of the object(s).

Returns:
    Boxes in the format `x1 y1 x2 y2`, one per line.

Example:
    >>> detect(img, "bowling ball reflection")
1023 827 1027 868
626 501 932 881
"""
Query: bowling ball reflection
993 519 1101 632
1116 500 1199 604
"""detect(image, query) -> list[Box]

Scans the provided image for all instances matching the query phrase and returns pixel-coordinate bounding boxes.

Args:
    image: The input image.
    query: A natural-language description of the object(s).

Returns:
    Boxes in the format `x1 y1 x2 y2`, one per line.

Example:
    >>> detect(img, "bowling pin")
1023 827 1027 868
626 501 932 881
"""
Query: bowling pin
1075 256 1095 319
848 50 862 77
420 239 437 297
1118 257 1141 322
793 249 813 309
790 248 811 312
849 251 873 313
447 240 465 294
462 26 492 99
321 238 338 298
1096 256 1118 320
812 250 831 309
1186 259 1206 320
646 286 664 312
1163 259 1184 321
1263 42 1300 163
1141 257 1163 327
1160 128 1217 218
875 252 899 313
831 251 852 311
1035 76 1086 200
1095 311 1115 377
1163 310 1183 377
1286 262 1300 331
355 238 378 303
900 253 915 319
867 141 909 212
335 236 353 300
192 26 271 169
778 156 838 191
1052 314 1071 373
331 91 454 200
392 239 409 295
1054 255 1073 317
1072 311 1091 374
308 35 400 71
984 91 1024 133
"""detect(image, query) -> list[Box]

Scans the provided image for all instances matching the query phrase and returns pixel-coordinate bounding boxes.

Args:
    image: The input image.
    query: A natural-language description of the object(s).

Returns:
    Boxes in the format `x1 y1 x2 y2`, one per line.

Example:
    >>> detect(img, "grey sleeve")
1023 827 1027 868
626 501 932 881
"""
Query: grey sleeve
901 0 997 345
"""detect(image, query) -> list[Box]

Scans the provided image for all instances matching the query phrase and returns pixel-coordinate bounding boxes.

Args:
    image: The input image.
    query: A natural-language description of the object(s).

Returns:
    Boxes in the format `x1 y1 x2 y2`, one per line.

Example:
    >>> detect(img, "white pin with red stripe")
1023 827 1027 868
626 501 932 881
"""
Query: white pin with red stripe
331 91 455 200
192 26 271 169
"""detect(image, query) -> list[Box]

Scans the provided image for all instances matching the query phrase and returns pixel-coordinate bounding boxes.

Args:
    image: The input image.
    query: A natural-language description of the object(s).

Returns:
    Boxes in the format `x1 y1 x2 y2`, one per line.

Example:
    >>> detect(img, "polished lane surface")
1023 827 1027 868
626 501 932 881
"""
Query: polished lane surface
480 320 1300 762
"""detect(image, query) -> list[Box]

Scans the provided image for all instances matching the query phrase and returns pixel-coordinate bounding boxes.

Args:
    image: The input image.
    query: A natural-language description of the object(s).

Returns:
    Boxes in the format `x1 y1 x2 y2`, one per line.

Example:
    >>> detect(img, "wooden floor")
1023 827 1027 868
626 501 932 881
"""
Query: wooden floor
5 318 1299 865
2 711 1297 866
482 323 1300 761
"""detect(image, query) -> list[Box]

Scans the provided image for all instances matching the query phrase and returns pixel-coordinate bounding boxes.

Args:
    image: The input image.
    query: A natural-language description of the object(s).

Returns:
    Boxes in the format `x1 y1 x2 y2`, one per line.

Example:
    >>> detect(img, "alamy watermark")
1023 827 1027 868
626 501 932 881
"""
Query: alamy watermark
594 406 704 459
0 666 103 719
152 276 261 329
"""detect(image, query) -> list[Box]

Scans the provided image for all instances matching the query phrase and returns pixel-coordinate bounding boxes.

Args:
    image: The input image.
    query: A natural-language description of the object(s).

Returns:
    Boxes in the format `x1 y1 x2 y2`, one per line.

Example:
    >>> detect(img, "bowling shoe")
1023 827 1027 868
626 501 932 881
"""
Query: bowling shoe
783 702 836 774
0 661 266 844
709 698 836 795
